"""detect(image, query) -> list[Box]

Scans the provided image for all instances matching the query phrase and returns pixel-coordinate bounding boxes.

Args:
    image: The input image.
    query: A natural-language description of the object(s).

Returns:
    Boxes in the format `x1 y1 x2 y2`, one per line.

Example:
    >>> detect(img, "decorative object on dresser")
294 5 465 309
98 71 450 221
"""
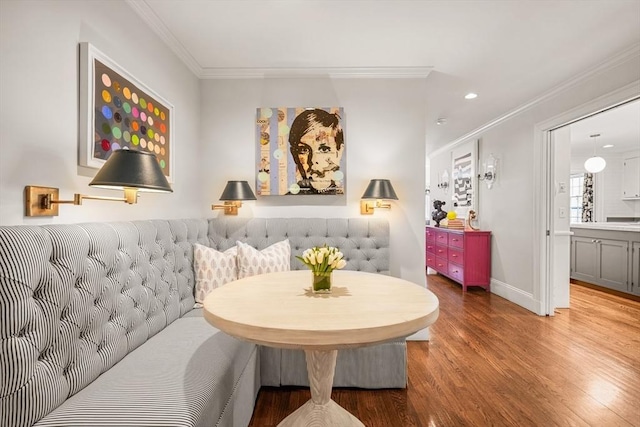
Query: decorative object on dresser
431 199 447 227
466 209 479 230
445 211 464 230
426 226 491 291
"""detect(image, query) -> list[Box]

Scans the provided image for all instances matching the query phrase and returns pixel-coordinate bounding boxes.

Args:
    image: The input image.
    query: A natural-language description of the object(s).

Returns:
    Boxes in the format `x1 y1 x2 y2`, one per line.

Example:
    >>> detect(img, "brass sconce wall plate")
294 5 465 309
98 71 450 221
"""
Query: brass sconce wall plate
25 186 59 217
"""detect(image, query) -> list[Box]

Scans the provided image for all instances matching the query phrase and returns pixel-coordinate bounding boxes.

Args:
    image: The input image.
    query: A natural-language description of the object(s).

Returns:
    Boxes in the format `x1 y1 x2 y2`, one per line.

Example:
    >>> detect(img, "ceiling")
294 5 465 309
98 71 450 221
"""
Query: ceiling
569 99 640 157
127 0 640 153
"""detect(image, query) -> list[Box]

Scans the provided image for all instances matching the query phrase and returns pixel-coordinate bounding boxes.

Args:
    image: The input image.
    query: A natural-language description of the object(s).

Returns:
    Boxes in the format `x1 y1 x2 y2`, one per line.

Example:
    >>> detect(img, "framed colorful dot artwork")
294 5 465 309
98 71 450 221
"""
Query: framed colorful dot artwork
255 107 346 196
79 42 174 182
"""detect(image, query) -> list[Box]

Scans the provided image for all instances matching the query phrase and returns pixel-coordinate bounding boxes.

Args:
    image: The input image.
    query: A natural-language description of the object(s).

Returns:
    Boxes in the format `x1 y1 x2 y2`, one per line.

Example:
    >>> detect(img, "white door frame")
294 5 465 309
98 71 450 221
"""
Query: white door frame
533 82 640 315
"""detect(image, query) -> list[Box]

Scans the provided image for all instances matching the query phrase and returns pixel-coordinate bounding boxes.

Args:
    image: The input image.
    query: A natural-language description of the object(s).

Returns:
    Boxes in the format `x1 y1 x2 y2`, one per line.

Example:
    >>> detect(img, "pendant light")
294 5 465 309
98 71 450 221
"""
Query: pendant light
584 133 606 173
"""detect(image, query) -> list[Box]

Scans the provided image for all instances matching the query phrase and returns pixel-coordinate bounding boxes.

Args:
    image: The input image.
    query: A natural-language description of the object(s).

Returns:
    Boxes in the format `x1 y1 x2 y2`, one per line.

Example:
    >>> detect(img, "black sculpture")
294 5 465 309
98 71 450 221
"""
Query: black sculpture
431 199 447 227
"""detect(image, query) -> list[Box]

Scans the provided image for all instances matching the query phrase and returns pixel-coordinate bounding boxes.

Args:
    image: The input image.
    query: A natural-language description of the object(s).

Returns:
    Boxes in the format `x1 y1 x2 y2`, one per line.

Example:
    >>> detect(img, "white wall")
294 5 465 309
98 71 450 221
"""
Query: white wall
429 49 639 311
0 0 202 225
200 78 428 287
571 150 640 220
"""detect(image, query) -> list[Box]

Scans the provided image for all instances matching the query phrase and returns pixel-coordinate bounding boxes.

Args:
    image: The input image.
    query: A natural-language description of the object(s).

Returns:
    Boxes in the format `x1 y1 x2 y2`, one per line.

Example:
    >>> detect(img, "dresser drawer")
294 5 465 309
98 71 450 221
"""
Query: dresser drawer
448 263 464 283
435 230 448 246
448 233 464 249
434 256 448 272
426 243 436 254
426 228 436 245
426 253 437 269
435 244 448 259
448 247 463 265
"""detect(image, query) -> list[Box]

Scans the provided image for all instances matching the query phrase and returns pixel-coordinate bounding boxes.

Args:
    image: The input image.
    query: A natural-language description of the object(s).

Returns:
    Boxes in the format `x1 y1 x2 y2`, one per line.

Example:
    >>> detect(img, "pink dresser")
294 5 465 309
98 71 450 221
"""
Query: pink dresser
426 226 491 291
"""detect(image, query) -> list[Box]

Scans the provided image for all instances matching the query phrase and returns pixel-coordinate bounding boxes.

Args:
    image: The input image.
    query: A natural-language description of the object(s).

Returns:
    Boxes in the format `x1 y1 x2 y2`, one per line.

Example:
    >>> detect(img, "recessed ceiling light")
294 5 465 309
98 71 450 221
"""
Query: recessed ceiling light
464 93 478 100
603 144 614 148
436 118 447 125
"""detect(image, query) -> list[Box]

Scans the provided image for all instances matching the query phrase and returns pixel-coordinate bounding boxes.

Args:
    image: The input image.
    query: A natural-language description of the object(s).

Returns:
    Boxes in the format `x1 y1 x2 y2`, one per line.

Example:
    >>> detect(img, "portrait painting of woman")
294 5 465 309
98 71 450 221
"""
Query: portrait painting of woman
256 107 345 196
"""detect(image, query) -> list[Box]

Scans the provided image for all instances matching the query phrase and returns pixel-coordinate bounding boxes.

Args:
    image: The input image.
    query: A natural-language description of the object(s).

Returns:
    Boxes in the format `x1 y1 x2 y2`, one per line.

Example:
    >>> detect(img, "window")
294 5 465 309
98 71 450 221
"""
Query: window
569 174 584 223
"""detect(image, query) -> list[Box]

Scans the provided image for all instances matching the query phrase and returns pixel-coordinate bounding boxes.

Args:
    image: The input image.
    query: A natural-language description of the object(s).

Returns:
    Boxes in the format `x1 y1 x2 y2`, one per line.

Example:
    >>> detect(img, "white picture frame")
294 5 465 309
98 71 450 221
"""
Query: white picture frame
450 139 478 216
79 42 174 182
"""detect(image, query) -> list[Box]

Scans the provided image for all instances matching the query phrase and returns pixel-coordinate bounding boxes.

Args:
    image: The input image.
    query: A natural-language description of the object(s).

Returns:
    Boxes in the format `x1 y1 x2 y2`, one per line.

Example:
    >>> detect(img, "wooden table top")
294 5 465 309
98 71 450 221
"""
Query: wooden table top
203 270 440 350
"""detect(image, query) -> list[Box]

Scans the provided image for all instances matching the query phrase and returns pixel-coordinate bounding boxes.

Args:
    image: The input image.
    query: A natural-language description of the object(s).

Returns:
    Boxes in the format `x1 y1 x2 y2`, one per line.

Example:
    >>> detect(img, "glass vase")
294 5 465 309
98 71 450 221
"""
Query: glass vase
312 271 332 293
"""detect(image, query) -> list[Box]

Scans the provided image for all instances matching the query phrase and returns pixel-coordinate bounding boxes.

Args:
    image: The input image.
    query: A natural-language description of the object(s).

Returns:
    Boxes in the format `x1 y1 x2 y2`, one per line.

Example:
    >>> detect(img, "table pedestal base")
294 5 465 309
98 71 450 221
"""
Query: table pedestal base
277 349 364 427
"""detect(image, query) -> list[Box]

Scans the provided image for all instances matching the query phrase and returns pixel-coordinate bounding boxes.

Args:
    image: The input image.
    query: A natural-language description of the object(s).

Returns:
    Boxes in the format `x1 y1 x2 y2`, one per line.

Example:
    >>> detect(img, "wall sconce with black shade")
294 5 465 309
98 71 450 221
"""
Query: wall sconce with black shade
437 170 449 191
25 149 172 217
360 179 399 215
211 180 257 215
478 153 498 189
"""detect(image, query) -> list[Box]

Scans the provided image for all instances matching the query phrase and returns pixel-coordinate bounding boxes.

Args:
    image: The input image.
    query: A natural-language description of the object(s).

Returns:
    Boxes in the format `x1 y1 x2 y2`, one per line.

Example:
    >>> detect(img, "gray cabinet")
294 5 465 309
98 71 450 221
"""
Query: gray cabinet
570 236 628 292
570 227 638 295
632 242 640 296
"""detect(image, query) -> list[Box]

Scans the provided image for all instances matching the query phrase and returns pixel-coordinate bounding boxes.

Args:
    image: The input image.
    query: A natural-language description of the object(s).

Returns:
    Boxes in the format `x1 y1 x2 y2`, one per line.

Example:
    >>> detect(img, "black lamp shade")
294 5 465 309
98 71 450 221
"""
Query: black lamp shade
89 149 172 193
361 179 398 200
219 181 257 201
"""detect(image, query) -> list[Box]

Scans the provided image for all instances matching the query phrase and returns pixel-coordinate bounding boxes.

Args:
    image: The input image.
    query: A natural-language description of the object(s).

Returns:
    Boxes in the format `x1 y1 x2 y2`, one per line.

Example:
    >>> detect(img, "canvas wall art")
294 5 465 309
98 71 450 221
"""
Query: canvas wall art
79 43 174 181
451 139 478 214
256 107 346 196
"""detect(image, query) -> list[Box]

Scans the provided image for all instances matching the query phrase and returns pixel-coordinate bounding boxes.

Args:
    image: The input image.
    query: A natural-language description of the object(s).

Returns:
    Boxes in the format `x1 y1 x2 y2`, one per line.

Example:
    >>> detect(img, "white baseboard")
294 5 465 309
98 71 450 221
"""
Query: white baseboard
406 327 429 341
490 278 539 314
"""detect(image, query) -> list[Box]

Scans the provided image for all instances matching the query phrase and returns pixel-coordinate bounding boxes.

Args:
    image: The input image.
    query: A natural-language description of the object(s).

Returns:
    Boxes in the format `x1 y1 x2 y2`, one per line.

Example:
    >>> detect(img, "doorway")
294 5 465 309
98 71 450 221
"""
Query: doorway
539 88 640 315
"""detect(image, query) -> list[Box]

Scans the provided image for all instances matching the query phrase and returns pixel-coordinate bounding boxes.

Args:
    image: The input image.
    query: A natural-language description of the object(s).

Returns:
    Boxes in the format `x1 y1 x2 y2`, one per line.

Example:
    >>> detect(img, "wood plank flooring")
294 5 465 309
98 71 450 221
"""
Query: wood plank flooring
248 274 640 427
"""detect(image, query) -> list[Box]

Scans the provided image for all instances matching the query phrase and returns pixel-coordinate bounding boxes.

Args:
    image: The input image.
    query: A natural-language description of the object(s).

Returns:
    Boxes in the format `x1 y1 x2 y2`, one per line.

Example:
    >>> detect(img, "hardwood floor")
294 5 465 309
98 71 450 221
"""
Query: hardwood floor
248 274 640 426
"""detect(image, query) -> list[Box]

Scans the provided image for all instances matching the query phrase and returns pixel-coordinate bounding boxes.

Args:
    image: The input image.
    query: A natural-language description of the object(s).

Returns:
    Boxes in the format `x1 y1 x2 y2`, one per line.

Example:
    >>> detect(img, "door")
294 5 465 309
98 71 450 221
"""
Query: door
571 236 597 283
597 239 628 292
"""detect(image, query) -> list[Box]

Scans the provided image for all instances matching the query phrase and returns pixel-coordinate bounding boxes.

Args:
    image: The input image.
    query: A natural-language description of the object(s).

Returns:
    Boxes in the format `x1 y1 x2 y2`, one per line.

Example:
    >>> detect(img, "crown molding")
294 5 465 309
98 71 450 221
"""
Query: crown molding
429 43 640 158
198 66 432 79
126 0 203 76
126 0 432 79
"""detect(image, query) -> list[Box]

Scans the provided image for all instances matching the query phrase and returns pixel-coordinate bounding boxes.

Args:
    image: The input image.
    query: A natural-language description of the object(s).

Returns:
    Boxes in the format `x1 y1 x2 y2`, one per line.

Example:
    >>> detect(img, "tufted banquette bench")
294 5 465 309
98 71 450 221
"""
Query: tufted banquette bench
0 218 406 427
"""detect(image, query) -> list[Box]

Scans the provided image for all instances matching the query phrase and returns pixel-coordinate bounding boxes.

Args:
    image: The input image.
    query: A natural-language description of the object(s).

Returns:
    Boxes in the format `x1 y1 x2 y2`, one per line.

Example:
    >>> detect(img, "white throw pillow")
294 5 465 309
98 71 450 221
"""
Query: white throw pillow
193 244 238 306
236 239 291 279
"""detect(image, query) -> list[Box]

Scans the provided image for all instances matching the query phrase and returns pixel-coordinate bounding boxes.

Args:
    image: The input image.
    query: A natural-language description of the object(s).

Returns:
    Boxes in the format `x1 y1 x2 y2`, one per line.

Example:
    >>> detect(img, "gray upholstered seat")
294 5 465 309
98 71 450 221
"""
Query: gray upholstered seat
33 318 258 427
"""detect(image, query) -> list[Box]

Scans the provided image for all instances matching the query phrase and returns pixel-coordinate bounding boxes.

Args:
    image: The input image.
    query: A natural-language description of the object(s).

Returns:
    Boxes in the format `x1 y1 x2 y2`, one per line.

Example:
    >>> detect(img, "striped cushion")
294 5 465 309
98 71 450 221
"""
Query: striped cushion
33 318 259 427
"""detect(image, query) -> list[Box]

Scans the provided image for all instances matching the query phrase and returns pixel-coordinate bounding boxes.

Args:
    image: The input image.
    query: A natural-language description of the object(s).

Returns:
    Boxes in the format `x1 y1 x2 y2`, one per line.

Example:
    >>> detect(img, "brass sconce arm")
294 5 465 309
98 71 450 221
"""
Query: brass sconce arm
25 186 139 216
360 199 392 215
211 201 243 216
23 150 172 217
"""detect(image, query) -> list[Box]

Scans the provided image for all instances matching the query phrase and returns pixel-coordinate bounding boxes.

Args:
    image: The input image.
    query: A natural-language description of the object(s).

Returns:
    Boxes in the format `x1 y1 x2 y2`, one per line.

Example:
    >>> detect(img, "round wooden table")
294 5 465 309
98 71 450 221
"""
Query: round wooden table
203 270 440 426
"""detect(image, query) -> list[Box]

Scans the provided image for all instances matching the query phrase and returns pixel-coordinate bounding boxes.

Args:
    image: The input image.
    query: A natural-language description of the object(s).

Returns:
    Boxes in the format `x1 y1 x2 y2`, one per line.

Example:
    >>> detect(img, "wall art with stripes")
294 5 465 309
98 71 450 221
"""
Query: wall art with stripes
451 139 478 215
256 107 346 196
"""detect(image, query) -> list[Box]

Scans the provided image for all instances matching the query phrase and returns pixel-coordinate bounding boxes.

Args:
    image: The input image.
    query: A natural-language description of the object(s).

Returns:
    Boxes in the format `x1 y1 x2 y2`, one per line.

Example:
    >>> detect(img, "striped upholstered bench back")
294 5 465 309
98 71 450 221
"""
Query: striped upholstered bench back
0 219 208 427
0 217 389 427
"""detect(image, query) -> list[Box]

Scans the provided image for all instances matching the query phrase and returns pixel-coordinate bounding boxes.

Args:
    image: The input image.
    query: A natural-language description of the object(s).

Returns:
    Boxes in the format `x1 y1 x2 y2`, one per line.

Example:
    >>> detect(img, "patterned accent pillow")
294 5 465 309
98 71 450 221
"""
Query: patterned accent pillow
236 239 291 279
193 244 238 306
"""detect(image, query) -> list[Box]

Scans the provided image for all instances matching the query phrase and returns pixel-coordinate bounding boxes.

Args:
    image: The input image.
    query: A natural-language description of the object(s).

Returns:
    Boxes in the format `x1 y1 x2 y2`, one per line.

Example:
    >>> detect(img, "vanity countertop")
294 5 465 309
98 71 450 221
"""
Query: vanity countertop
570 222 640 232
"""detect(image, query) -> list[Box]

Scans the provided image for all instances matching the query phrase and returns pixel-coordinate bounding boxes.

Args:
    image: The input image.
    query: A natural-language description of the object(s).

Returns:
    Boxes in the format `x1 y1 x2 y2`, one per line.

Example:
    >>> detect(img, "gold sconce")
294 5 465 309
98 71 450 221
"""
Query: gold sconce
211 180 257 215
360 179 399 215
25 149 172 217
